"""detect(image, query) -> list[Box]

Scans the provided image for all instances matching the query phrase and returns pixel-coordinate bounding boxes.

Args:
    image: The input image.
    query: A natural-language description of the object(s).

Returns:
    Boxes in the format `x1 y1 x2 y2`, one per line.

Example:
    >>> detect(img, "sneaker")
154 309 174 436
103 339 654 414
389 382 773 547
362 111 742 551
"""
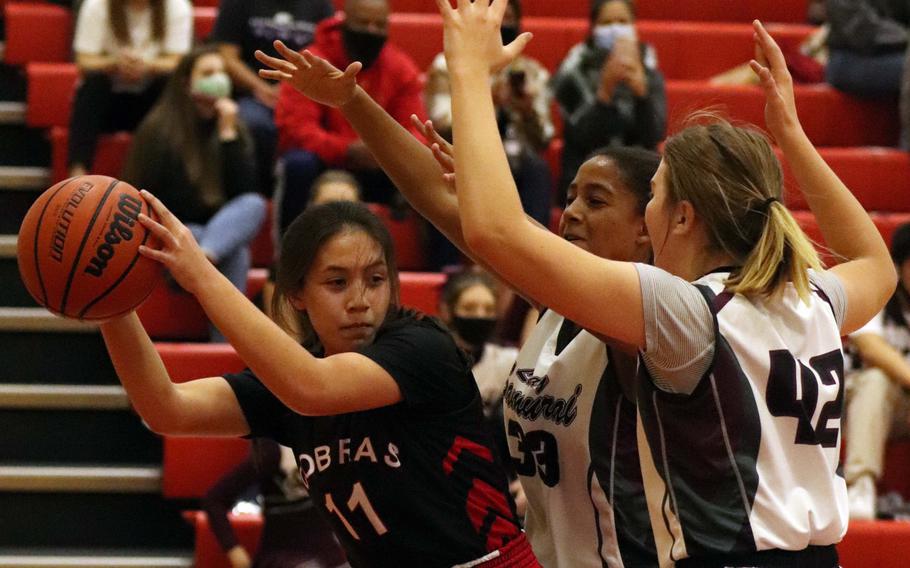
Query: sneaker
848 475 877 520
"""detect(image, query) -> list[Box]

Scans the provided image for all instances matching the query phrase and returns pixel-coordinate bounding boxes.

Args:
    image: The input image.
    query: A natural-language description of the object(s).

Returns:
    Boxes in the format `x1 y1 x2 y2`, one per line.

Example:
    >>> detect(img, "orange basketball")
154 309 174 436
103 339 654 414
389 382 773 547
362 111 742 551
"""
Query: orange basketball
17 175 163 320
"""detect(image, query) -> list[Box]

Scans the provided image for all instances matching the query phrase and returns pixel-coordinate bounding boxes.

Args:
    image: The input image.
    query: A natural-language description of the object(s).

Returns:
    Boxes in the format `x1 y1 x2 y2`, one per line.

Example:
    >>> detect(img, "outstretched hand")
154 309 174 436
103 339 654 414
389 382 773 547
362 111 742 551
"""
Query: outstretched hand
749 20 801 141
410 115 456 192
255 40 362 108
137 190 217 296
435 0 533 75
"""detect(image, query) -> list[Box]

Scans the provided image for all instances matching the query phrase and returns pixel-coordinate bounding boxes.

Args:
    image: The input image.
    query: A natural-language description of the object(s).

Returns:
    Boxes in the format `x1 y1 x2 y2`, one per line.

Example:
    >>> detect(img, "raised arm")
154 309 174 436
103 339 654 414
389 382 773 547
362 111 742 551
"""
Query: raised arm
255 42 548 307
749 20 897 333
256 43 466 257
438 0 646 347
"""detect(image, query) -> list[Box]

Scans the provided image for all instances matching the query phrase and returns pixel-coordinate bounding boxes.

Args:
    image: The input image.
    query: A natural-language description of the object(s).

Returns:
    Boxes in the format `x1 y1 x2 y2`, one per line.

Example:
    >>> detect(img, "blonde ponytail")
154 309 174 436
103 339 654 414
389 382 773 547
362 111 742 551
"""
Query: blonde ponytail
726 201 823 302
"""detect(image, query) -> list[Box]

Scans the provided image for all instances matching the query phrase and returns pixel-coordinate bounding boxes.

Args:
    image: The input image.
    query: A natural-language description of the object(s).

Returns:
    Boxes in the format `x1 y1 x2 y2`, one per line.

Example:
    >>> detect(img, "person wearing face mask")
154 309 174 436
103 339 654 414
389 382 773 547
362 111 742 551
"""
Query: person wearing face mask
424 0 553 269
551 0 666 202
122 45 267 341
273 0 426 238
439 268 526 518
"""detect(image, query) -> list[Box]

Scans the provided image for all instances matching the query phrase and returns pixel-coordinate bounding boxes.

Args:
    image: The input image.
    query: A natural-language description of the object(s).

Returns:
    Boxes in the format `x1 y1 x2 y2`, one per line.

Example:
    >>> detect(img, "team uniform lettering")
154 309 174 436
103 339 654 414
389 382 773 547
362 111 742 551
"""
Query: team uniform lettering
296 436 401 489
503 376 581 427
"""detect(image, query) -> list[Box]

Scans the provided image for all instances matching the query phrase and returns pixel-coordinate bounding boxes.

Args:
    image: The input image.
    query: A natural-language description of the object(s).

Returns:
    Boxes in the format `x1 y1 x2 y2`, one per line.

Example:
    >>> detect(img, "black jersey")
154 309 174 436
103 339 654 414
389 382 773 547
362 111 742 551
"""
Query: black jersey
225 312 523 568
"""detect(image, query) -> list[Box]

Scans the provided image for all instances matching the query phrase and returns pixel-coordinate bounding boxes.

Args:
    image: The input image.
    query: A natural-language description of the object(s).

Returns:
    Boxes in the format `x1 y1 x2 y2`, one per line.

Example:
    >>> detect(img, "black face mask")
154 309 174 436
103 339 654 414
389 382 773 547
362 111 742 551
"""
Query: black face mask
342 26 387 69
500 25 520 46
452 316 498 348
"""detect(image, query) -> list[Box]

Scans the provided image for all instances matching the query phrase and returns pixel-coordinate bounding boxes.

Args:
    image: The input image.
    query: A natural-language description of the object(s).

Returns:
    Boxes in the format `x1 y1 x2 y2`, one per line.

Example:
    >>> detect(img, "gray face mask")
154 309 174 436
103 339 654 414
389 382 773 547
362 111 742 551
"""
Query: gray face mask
591 23 636 51
191 72 232 99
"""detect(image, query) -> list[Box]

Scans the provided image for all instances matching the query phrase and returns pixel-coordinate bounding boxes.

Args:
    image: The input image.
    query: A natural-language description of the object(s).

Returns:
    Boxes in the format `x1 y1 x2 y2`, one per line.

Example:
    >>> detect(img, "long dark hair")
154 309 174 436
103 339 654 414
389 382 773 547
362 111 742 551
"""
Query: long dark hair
885 223 910 328
108 0 165 46
122 45 246 209
271 202 403 350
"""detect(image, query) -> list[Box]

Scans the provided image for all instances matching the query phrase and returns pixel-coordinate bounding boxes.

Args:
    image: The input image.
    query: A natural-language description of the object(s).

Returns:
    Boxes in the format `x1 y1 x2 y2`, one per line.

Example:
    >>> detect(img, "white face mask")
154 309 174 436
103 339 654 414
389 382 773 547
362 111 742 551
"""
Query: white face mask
592 23 636 51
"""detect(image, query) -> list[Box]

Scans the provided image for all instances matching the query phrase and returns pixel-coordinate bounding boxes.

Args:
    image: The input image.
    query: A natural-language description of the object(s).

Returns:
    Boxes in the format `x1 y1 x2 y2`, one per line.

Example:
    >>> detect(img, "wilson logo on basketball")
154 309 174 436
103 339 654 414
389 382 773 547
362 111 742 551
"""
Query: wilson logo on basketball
50 181 93 263
84 193 143 278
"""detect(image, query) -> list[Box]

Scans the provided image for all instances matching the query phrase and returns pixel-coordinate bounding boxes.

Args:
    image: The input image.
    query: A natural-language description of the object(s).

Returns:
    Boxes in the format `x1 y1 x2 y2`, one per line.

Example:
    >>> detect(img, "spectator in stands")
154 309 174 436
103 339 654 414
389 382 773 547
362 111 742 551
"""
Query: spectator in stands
426 0 552 228
273 0 426 235
211 0 335 196
438 268 526 517
122 46 266 341
68 0 193 178
203 439 348 568
551 0 665 202
424 0 552 267
309 169 362 206
826 0 910 147
845 222 910 520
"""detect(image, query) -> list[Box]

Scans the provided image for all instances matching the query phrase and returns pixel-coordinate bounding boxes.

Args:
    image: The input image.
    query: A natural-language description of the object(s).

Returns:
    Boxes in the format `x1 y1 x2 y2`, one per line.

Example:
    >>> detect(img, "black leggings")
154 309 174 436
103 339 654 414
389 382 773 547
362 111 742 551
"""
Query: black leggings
676 544 839 568
67 72 165 169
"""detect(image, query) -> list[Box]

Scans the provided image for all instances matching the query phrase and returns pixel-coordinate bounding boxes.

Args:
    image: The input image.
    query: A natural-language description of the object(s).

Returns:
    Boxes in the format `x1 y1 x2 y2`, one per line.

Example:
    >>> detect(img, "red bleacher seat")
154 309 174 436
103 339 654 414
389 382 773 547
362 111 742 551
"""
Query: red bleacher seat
26 62 78 128
782 148 910 212
399 272 445 314
164 436 250 499
49 127 134 182
791 211 910 266
156 342 245 382
367 203 428 271
881 440 910 501
838 520 910 568
156 343 248 498
250 202 274 268
194 6 217 41
184 511 263 568
139 269 268 341
4 2 72 65
388 15 814 80
336 0 809 22
666 81 900 147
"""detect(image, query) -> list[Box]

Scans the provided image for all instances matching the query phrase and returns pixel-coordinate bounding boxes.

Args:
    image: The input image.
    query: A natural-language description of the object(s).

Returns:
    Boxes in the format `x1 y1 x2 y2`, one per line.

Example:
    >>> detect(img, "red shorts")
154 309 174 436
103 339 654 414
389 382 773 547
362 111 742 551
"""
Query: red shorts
456 534 541 568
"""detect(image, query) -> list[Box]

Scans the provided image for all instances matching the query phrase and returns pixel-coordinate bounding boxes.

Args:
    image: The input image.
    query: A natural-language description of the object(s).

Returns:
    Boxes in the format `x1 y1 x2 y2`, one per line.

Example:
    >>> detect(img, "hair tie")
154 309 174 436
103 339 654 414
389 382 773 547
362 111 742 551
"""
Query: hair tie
759 196 779 213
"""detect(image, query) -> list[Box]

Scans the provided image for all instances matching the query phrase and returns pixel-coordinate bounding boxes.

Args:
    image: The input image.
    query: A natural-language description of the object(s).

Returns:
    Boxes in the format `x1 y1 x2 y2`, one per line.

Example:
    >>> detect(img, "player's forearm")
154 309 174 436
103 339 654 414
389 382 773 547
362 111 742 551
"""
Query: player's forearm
781 130 891 275
99 313 185 432
192 270 330 415
450 67 527 253
340 87 464 243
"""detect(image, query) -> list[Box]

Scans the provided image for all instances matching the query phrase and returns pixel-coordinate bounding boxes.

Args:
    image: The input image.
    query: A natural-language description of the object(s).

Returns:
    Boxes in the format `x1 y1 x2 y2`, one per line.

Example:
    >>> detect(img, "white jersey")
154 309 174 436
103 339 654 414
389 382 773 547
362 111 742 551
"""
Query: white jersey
636 270 848 567
502 310 657 568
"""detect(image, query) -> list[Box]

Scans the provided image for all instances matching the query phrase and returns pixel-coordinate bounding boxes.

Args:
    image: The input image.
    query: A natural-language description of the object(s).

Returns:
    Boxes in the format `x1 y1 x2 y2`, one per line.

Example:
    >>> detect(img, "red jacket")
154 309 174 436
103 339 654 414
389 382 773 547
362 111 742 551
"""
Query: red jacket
275 16 426 165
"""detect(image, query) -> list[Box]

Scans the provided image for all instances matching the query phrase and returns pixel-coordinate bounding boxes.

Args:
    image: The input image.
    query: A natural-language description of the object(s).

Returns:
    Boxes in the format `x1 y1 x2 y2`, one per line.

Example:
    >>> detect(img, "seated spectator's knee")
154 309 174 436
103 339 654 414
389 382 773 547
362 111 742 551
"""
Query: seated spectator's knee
235 192 268 225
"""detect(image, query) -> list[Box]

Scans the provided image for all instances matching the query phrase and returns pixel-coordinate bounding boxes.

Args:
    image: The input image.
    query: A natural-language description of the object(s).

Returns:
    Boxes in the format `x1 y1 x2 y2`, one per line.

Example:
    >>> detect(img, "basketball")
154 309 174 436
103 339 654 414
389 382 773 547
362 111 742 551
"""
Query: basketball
16 175 163 320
